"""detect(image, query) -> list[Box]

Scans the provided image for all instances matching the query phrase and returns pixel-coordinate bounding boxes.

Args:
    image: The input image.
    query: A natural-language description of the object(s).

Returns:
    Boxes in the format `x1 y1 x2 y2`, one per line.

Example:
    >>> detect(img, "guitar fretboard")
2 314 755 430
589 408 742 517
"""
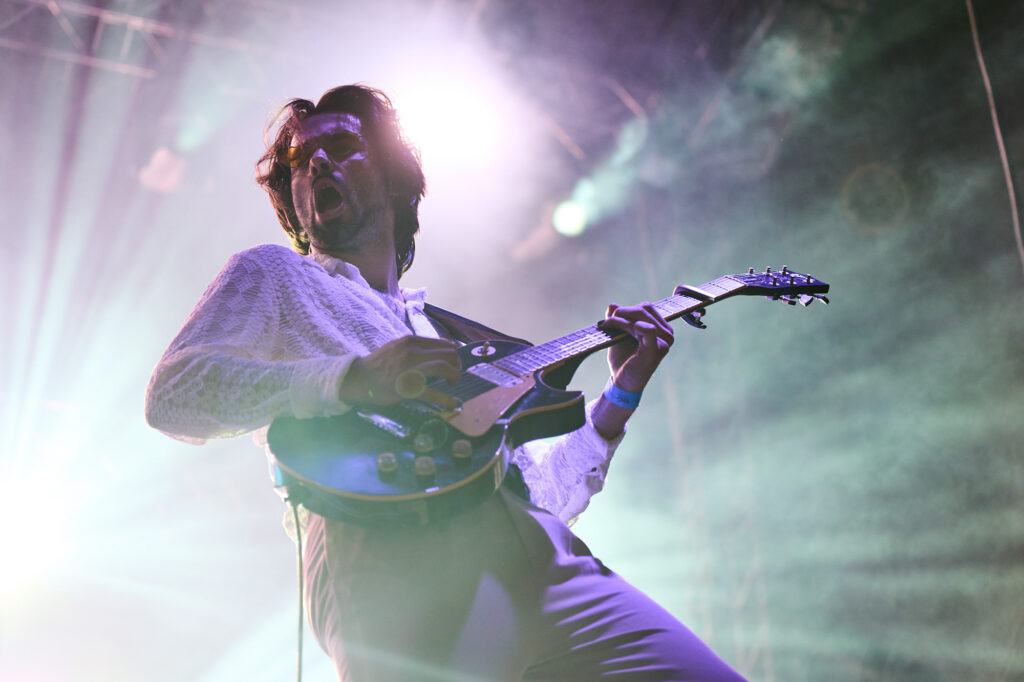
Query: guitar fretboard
492 276 748 375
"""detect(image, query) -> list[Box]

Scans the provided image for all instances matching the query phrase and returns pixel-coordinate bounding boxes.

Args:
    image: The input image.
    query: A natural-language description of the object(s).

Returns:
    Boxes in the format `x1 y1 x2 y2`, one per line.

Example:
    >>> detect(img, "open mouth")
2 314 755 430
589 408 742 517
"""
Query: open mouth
314 184 343 213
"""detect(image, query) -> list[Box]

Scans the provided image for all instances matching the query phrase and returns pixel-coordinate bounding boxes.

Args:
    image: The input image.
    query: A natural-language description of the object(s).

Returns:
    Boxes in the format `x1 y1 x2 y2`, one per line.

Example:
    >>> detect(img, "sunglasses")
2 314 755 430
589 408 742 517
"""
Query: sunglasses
282 131 364 168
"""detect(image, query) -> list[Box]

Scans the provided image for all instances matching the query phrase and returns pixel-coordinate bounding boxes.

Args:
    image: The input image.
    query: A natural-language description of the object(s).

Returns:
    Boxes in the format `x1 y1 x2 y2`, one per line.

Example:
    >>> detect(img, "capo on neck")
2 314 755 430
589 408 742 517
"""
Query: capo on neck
673 284 714 302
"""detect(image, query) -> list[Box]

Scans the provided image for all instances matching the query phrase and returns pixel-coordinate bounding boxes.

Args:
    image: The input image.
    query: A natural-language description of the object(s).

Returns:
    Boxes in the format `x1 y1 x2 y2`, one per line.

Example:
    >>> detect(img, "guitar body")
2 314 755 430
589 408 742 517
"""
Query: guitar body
266 267 830 527
267 340 585 526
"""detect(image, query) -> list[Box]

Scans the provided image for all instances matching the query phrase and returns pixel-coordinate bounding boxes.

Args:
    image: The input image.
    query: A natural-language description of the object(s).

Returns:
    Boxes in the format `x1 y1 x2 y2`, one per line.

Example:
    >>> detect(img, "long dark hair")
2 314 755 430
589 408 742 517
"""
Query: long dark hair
255 85 426 276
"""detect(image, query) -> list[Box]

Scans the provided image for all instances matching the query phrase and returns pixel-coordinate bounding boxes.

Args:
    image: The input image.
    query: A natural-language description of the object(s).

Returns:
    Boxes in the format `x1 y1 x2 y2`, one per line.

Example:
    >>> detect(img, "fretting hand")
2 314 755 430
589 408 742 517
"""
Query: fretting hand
591 302 674 440
599 302 674 392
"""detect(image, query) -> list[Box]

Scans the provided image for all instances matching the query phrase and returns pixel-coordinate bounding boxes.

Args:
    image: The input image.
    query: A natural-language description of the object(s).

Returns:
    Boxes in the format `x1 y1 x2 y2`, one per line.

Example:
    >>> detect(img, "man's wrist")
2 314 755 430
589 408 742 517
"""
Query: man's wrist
603 379 642 409
338 357 367 404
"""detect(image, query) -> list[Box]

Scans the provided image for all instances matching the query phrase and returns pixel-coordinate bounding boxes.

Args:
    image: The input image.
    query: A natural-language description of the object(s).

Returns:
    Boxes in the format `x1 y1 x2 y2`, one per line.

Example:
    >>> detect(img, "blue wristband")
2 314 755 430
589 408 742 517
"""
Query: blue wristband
603 380 642 409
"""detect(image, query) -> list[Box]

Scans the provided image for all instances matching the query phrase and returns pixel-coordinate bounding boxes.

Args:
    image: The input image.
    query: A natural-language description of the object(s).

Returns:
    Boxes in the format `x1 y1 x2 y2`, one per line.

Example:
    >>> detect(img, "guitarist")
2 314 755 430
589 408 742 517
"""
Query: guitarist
145 84 746 682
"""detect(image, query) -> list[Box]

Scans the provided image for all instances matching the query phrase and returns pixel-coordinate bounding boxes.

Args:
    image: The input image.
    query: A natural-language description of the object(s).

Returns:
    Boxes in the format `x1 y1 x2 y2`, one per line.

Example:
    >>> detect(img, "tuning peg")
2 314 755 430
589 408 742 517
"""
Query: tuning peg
815 294 830 305
779 295 798 306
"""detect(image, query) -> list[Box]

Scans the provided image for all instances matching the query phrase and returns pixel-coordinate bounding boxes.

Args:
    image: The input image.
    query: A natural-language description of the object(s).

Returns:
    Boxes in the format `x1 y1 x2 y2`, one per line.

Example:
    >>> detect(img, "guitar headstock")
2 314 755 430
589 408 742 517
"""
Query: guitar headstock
730 266 830 306
674 266 830 308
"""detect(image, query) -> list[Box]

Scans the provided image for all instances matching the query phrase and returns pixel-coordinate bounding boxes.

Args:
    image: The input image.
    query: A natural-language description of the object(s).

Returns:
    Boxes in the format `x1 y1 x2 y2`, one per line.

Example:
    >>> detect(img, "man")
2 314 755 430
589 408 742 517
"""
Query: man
146 85 746 681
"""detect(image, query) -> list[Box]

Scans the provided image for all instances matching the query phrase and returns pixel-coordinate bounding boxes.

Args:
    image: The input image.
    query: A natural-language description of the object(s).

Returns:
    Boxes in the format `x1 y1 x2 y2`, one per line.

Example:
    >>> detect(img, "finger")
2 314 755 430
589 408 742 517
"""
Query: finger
632 320 667 348
407 345 462 366
634 322 672 357
415 358 462 385
605 302 619 318
404 336 460 350
598 314 637 337
634 316 674 347
602 312 652 334
394 368 460 410
367 336 450 363
405 345 462 373
606 307 671 346
611 303 665 326
641 303 674 338
419 386 461 412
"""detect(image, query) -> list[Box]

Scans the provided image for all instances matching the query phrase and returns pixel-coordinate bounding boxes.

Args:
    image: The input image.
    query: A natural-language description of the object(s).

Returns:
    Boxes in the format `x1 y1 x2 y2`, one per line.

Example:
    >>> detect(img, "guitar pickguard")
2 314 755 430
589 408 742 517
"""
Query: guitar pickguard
446 374 536 437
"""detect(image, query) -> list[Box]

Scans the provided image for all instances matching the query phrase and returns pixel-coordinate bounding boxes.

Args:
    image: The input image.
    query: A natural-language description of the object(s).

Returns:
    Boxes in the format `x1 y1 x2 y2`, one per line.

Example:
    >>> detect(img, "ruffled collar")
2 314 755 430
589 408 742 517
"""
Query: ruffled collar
306 249 427 318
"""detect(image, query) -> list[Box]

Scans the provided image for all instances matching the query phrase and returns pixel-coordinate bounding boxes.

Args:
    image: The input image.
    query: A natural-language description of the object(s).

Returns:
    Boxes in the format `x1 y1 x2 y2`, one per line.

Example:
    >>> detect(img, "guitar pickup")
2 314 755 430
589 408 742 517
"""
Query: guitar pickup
466 363 524 387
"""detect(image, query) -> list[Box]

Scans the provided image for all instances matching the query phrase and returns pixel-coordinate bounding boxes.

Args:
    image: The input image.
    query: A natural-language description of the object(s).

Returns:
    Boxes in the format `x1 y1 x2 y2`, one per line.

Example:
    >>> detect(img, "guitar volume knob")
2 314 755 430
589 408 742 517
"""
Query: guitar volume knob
414 456 436 481
451 439 472 464
413 433 436 453
377 452 398 480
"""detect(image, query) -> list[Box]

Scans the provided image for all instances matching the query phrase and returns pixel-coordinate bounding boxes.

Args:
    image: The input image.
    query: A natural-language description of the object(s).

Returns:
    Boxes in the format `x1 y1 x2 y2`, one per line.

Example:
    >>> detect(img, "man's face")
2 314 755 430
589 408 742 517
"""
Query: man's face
288 113 390 253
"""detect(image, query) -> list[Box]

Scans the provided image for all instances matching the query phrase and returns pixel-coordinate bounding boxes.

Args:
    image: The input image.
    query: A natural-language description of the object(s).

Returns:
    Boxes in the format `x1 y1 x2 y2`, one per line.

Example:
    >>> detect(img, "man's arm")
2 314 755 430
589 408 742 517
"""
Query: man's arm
146 247 464 443
144 249 357 442
513 301 675 523
591 301 675 439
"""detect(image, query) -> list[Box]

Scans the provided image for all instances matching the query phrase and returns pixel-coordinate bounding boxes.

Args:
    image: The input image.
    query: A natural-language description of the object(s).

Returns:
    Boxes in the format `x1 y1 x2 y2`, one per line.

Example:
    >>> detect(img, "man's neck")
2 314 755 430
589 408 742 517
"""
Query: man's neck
316 241 401 297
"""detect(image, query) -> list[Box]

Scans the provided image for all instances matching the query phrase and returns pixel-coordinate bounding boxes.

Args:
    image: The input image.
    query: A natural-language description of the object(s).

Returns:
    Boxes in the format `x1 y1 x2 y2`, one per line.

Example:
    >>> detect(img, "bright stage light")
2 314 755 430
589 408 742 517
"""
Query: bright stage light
389 47 510 173
0 471 71 597
553 200 587 236
397 85 498 161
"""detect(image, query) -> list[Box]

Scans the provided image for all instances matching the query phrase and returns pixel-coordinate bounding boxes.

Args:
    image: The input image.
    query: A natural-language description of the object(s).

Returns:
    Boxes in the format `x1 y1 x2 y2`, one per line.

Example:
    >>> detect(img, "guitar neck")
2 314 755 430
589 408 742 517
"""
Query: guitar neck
491 275 749 376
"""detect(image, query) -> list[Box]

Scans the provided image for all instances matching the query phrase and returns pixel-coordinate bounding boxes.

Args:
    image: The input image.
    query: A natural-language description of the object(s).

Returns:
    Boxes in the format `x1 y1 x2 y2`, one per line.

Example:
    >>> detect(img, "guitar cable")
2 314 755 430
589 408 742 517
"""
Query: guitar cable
965 0 1024 275
289 499 305 682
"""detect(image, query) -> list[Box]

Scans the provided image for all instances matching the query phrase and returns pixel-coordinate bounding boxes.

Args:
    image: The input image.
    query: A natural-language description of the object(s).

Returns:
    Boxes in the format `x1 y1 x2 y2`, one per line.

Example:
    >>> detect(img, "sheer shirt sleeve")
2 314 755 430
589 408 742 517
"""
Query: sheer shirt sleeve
144 247 356 443
511 400 625 524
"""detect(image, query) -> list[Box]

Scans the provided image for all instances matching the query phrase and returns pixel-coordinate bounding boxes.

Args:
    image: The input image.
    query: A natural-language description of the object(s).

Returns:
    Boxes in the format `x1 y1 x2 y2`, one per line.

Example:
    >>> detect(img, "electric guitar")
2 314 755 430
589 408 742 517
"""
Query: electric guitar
267 267 829 526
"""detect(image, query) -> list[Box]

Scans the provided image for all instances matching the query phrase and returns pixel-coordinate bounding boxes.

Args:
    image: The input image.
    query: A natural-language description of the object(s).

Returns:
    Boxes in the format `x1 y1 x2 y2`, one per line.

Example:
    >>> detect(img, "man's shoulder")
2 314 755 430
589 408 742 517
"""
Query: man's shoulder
223 243 307 275
206 245 310 294
233 243 303 264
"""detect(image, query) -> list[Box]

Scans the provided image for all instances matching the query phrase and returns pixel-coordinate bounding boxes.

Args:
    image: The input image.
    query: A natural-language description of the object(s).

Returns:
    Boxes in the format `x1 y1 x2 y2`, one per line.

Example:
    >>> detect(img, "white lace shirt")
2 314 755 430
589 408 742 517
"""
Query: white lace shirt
145 244 623 523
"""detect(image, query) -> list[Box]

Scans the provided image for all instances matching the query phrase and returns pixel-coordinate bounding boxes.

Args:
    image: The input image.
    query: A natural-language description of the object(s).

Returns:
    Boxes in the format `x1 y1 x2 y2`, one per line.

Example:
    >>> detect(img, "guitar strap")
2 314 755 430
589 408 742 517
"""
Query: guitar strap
422 303 533 503
422 303 533 347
